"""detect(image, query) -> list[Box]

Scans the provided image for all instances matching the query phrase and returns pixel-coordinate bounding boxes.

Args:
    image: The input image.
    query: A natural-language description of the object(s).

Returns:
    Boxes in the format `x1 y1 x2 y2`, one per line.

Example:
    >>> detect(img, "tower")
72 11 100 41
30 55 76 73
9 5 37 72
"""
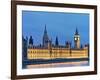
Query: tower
22 36 28 60
74 28 80 48
43 25 49 47
48 39 52 49
22 36 28 68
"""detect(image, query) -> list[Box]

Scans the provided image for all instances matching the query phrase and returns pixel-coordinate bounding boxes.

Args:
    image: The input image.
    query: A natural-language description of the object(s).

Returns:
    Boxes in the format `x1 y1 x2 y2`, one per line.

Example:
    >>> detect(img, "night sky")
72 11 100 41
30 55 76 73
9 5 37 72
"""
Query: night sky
22 10 89 47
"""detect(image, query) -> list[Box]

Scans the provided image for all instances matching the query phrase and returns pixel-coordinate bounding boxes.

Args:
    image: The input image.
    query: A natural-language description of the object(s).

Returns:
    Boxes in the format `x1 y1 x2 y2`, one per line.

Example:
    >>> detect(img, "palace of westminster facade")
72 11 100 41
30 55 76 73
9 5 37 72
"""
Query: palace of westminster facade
22 26 89 60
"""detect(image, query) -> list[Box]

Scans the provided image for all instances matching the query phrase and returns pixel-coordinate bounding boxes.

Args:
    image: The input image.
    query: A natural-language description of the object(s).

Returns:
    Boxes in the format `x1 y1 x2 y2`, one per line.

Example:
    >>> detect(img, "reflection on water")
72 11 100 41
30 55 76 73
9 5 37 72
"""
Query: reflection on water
26 61 89 69
22 58 89 69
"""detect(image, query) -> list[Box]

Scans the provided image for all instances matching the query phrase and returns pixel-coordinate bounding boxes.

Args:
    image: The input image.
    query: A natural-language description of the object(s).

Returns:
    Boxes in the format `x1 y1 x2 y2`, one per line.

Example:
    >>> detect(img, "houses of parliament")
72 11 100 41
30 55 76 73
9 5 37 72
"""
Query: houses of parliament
22 25 89 60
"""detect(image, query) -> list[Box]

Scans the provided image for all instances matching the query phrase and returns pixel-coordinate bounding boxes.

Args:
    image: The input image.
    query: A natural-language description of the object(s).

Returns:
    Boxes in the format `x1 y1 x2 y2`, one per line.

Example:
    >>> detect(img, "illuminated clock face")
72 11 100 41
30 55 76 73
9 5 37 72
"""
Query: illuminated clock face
75 37 79 40
75 38 77 40
78 38 79 40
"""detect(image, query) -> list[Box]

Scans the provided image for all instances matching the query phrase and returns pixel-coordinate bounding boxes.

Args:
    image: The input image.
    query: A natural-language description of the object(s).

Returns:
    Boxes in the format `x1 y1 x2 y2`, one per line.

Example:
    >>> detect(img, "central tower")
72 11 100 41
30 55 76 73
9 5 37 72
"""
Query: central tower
43 25 49 47
74 28 80 48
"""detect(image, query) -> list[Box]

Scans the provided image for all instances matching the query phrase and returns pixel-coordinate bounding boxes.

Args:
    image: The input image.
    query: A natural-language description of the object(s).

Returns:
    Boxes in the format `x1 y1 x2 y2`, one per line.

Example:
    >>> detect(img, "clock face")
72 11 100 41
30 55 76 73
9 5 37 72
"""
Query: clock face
77 37 79 40
75 37 77 40
75 37 79 40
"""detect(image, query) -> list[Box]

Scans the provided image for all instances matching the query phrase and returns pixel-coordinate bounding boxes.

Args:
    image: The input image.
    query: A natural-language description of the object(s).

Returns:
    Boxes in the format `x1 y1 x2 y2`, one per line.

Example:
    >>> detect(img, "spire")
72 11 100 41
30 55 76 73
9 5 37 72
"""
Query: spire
44 24 47 34
75 28 79 35
43 24 48 38
43 25 49 47
55 36 59 46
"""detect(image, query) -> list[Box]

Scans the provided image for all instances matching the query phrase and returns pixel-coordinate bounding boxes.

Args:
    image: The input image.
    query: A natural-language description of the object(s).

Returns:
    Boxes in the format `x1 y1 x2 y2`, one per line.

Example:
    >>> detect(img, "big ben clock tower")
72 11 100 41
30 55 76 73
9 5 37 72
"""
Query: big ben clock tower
74 28 80 48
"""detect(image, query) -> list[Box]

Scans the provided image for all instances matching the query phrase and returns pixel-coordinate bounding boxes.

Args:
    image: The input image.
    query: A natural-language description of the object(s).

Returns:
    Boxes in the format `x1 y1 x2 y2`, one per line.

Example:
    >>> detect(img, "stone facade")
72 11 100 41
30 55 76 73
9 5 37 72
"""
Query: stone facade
23 26 89 60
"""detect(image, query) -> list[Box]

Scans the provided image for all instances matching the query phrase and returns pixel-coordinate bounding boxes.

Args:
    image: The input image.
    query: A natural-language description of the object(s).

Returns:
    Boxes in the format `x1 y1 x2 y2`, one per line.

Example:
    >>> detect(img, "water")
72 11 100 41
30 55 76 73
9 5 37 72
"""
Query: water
22 58 89 69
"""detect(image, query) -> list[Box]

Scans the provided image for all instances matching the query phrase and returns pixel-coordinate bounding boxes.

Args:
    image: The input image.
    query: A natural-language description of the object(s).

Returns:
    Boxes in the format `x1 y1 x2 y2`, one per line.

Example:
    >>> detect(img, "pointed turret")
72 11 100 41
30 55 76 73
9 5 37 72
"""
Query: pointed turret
43 25 49 47
44 25 47 34
55 36 59 46
75 28 79 35
29 36 33 45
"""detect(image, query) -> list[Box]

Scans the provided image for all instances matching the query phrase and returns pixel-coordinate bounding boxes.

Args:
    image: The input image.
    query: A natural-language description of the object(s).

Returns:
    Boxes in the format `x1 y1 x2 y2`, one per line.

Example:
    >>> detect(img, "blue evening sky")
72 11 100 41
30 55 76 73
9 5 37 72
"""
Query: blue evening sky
22 10 89 46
